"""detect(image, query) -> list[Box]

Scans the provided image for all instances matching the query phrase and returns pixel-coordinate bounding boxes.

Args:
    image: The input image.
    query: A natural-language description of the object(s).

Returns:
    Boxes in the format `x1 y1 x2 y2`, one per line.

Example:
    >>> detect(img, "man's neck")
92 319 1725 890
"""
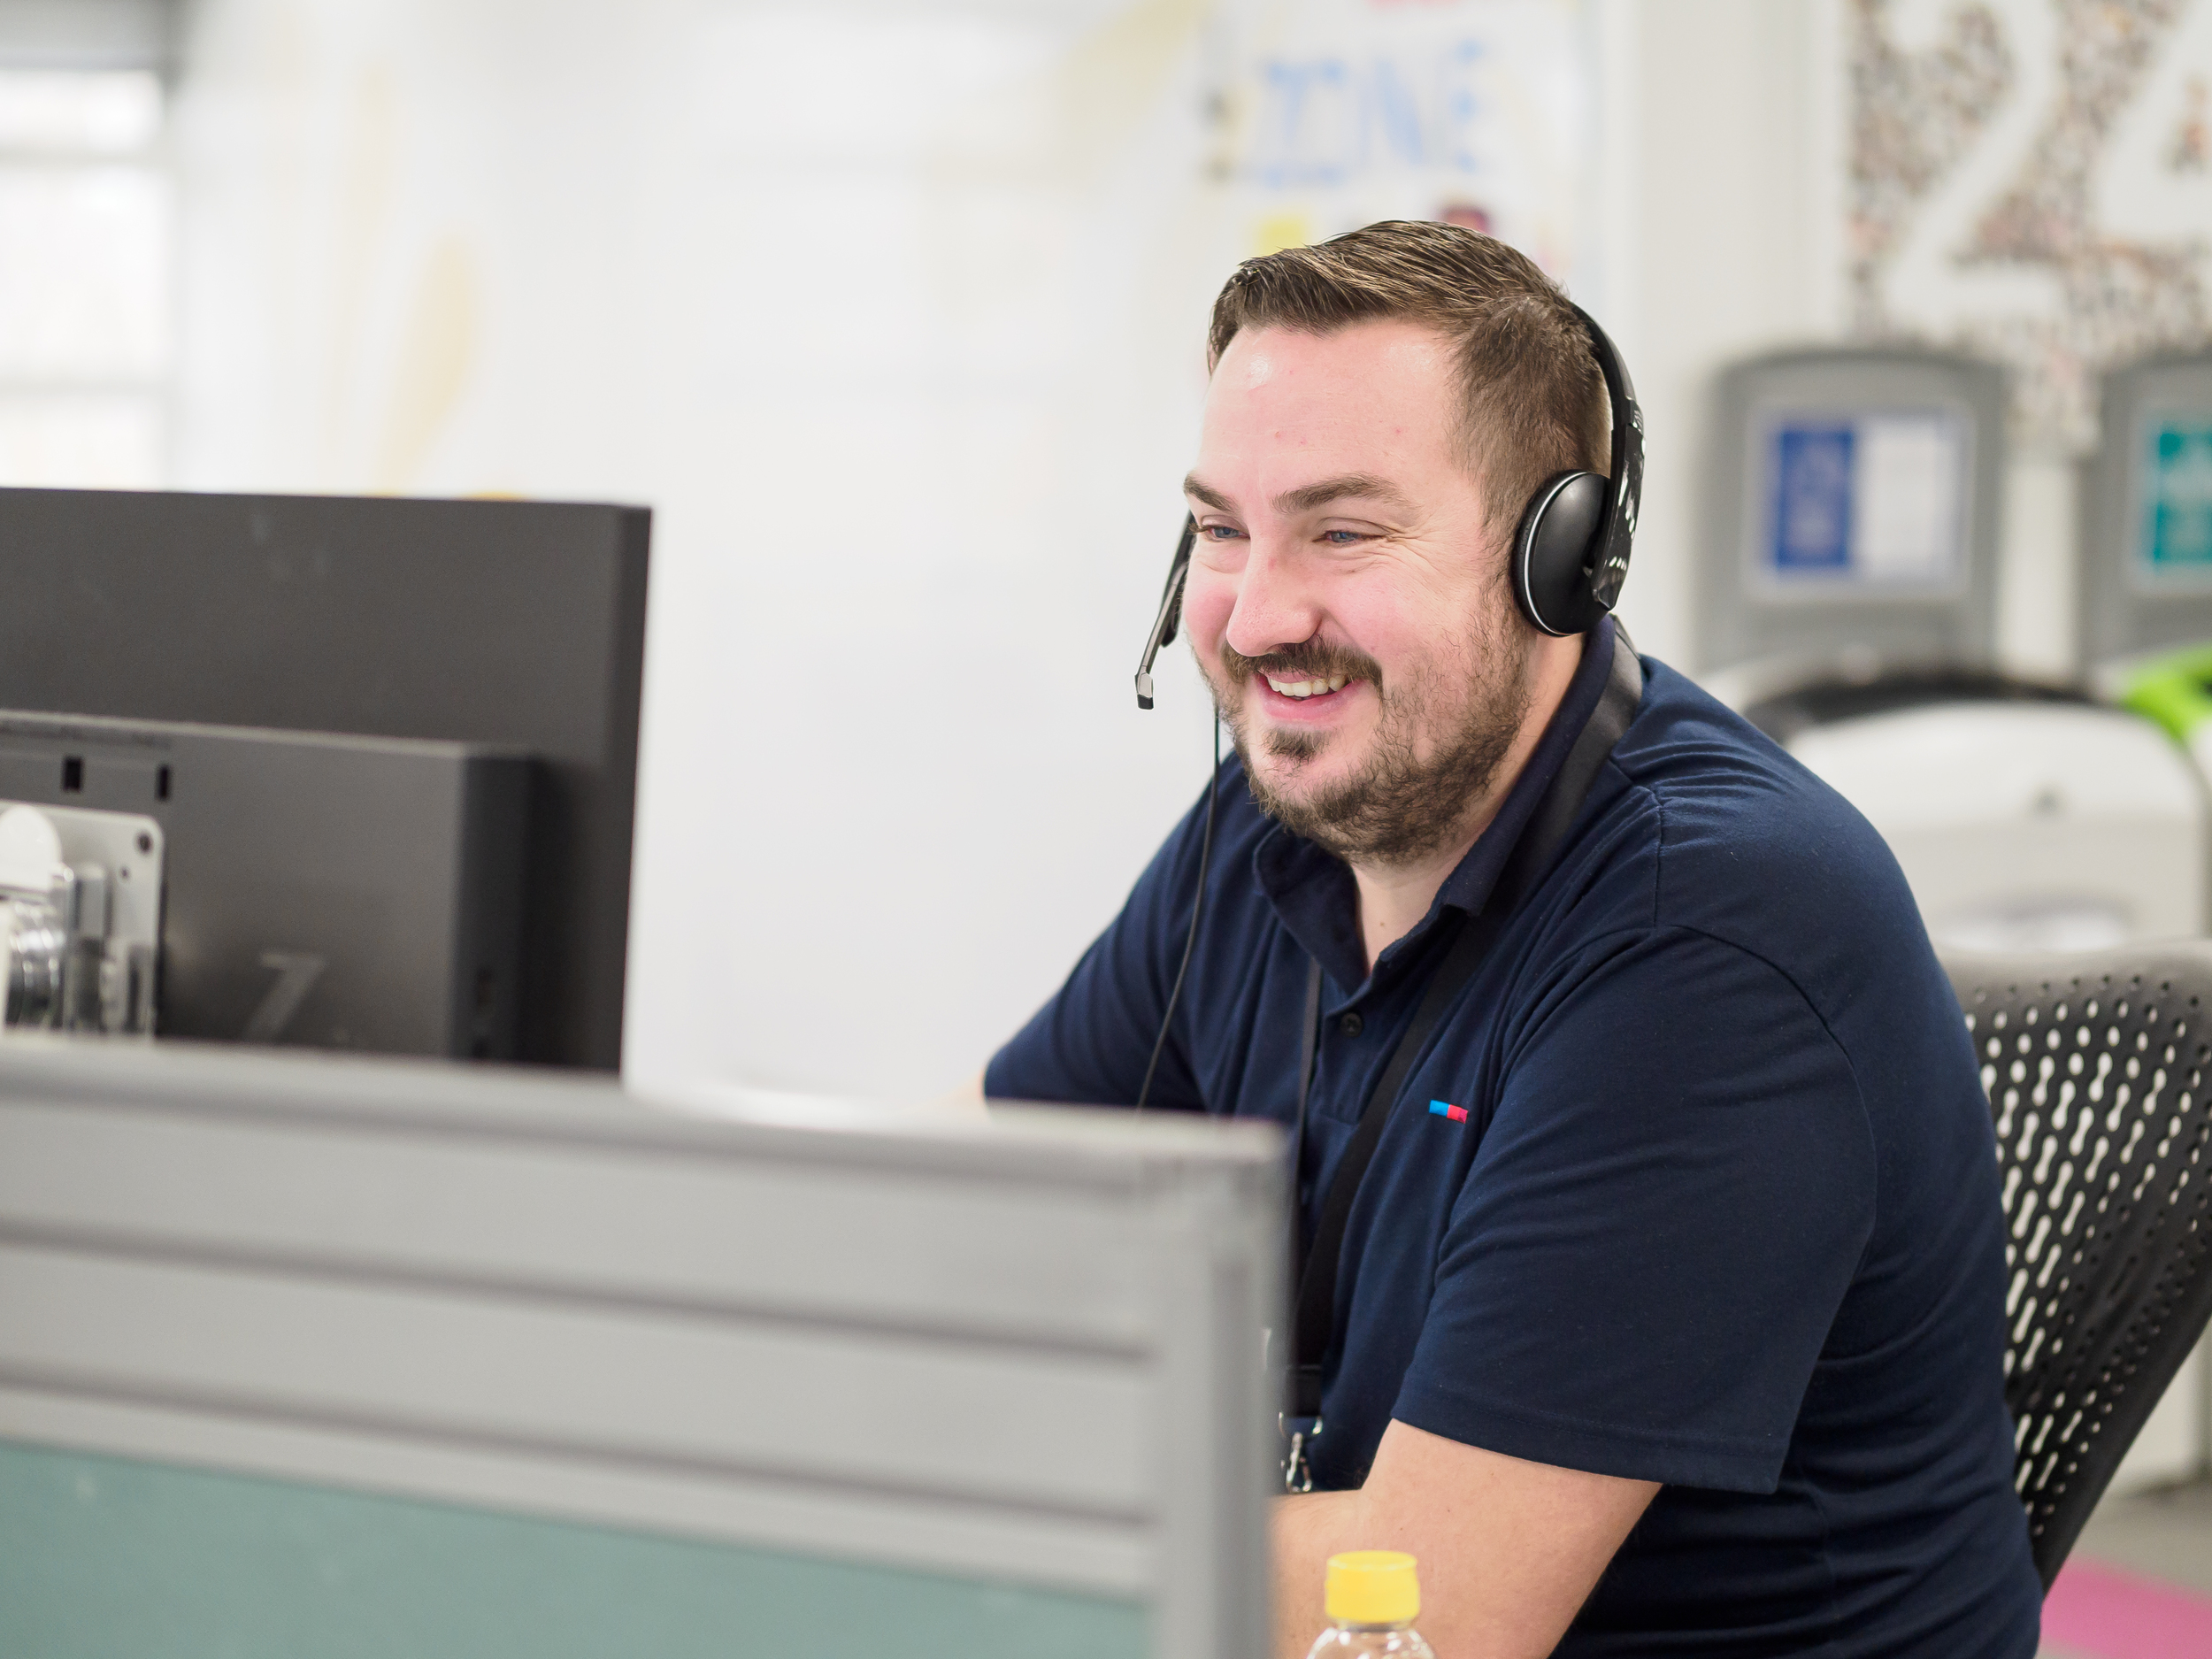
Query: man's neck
1350 632 1588 972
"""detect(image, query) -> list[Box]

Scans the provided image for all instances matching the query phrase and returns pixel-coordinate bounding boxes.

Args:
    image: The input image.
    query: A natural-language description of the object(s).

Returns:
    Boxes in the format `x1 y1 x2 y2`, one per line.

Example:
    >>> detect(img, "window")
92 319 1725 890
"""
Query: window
0 62 168 488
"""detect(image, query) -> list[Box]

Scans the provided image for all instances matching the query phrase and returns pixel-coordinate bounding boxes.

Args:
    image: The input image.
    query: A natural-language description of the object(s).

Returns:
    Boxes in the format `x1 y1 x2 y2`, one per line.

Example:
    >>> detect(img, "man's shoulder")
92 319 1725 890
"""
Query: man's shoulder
1570 655 1931 987
1617 657 1910 884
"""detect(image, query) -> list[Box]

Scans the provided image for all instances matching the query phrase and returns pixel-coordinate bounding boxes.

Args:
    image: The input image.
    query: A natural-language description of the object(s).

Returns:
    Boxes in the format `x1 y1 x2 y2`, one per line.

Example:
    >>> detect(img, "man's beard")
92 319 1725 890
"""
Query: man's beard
1209 613 1534 867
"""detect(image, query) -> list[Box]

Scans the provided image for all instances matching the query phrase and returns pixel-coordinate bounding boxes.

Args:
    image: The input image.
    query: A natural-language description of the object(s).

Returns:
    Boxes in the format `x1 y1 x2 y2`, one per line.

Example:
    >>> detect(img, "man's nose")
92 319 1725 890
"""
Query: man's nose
1223 539 1325 660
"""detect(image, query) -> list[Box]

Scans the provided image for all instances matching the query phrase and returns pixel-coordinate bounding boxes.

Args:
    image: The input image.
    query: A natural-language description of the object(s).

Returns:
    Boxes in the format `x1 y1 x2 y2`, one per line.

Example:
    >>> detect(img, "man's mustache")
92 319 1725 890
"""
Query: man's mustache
1219 641 1385 690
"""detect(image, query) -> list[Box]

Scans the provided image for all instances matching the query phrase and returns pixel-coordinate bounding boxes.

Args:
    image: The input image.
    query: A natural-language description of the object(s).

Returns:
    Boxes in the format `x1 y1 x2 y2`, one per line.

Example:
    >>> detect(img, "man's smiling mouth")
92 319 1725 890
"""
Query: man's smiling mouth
1264 673 1351 699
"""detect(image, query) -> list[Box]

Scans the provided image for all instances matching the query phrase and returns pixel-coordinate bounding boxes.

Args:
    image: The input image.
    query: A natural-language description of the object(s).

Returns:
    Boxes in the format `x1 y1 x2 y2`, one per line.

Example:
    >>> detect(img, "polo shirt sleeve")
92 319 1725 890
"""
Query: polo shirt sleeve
983 784 1213 1110
1391 925 1877 1494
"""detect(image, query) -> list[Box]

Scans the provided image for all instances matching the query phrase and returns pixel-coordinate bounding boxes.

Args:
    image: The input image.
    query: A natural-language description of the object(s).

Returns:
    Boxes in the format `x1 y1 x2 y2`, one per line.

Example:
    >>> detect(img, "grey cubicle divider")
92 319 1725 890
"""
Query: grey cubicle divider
1700 348 2007 673
2081 350 2212 664
0 1041 1282 1659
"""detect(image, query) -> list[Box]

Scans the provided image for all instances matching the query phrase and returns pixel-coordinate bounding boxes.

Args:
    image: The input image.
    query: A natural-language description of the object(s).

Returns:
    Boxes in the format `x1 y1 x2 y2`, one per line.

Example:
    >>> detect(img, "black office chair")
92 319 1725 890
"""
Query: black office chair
1944 946 2212 1587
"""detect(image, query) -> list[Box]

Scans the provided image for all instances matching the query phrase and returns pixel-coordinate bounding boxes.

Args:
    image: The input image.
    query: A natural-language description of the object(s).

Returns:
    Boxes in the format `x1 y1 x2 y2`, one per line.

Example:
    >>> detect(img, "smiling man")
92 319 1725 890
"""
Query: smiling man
983 223 2039 1656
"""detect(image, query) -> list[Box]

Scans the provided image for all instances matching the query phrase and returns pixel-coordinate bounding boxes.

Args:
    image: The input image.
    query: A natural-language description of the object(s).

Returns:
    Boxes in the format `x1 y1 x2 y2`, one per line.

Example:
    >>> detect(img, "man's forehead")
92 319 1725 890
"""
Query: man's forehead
1203 324 1458 444
1194 323 1465 508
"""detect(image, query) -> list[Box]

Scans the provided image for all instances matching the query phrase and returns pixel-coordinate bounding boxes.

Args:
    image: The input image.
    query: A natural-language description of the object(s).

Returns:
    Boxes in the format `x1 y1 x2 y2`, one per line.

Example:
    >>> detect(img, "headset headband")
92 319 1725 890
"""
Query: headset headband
1569 301 1643 616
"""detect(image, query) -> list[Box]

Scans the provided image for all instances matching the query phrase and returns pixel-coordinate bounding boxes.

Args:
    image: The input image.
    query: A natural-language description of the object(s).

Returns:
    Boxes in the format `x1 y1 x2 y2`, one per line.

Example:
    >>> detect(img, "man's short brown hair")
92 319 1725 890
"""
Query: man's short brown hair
1206 220 1608 549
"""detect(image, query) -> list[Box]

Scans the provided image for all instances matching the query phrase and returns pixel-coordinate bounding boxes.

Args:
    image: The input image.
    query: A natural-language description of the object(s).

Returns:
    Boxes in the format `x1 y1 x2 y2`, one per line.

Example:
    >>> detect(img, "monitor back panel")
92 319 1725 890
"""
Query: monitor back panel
2082 352 2212 665
1700 349 2007 674
0 711 528 1058
0 488 649 1070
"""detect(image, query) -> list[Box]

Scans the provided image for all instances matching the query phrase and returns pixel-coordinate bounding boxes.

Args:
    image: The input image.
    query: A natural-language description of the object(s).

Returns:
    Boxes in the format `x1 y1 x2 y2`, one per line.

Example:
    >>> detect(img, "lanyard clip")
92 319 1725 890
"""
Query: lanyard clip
1279 1413 1323 1494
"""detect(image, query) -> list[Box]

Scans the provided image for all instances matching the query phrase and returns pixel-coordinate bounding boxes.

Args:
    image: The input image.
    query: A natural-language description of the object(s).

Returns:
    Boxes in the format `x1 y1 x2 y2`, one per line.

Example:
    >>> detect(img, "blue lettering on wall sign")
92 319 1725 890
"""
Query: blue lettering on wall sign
1250 42 1488 188
1257 58 1352 188
1447 40 1485 173
1364 58 1426 169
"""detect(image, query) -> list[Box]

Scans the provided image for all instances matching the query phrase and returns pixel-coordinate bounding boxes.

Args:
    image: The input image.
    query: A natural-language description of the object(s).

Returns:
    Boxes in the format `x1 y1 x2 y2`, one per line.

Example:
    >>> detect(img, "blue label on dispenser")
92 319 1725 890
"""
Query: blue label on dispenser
1759 411 1965 591
2142 418 2212 577
1770 424 1855 572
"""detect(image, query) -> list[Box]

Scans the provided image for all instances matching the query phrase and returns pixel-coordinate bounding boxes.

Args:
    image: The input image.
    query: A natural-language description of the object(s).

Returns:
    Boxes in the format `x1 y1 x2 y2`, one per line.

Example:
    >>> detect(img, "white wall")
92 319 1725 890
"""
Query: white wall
172 0 1229 1097
167 0 1846 1099
1601 0 1839 667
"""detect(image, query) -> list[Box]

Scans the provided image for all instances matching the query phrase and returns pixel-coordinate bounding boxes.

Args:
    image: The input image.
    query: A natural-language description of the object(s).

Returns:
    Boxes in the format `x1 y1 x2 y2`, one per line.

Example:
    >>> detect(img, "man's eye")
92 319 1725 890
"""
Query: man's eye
1202 524 1243 540
1321 529 1366 545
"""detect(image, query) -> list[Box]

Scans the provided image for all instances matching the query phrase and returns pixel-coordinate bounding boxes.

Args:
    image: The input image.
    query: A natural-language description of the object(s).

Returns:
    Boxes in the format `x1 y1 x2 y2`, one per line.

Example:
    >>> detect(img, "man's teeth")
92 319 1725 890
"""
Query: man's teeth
1264 673 1349 700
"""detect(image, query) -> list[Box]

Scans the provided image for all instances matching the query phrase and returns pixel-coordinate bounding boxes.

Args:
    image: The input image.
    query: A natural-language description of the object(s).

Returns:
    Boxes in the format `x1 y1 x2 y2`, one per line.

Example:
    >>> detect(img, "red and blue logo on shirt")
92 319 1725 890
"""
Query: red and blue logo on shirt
1428 1099 1469 1123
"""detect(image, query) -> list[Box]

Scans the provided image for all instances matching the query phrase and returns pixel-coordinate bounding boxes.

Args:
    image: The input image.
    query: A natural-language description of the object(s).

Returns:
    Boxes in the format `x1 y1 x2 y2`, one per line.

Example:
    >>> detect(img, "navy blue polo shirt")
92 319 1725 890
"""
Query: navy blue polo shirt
988 620 2040 1656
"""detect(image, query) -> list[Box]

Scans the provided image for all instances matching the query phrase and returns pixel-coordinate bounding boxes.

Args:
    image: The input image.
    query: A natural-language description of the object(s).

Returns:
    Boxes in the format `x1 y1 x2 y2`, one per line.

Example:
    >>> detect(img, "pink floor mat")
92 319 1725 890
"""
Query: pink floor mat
2043 1557 2212 1658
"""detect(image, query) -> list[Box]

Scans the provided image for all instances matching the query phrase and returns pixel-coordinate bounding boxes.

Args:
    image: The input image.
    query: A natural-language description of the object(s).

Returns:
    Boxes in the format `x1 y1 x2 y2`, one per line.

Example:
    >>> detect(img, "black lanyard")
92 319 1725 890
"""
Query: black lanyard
1280 632 1644 1491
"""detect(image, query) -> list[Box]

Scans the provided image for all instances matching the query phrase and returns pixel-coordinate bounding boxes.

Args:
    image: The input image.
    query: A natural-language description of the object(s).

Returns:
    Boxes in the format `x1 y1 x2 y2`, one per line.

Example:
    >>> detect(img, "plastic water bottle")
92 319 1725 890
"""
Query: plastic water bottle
1306 1550 1437 1657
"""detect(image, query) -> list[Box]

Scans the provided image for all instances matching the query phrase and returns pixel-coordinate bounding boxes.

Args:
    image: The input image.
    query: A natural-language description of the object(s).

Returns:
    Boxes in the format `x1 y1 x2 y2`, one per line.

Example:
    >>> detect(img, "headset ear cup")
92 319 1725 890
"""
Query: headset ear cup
1513 471 1610 636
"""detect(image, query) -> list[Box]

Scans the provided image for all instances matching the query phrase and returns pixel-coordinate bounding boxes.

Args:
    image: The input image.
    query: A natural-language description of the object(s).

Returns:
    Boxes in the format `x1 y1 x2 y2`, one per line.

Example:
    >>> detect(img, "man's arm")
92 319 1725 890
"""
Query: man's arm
1274 1420 1655 1659
984 773 1236 1111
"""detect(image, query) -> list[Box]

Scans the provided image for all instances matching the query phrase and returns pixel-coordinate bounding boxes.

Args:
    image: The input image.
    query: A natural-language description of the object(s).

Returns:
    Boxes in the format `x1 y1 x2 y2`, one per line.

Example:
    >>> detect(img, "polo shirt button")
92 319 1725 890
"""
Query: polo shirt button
1339 1011 1364 1036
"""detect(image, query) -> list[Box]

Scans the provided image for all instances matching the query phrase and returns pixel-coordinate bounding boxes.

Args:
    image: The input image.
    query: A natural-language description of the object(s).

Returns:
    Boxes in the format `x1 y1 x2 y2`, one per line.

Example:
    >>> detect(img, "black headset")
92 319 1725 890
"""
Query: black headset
1133 301 1642 708
1127 302 1642 1110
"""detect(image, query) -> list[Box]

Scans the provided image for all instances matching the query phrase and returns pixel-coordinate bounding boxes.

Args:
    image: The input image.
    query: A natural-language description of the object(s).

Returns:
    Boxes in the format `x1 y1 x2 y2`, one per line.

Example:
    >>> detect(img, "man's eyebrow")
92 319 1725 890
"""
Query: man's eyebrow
1181 474 1234 512
1182 472 1411 516
1273 472 1410 515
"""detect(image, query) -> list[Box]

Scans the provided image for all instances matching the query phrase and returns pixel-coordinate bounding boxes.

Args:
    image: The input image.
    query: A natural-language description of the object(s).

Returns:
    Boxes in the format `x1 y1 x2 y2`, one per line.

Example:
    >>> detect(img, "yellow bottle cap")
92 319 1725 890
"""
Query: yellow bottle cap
1325 1551 1420 1624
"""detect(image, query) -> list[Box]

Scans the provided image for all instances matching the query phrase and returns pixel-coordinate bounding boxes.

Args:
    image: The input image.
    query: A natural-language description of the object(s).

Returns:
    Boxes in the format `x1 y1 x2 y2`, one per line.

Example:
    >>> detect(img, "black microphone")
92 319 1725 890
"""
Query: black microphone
1135 517 1198 709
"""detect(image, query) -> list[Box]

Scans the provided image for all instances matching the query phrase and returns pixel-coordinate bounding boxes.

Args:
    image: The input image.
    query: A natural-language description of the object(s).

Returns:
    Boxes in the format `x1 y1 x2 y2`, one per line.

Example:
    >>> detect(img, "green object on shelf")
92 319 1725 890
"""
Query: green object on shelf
0 1439 1148 1659
2115 643 2212 744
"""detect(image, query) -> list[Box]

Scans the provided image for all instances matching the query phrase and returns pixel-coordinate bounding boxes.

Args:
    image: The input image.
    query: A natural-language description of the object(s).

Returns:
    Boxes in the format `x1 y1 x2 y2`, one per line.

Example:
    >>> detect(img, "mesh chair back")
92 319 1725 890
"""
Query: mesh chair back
1944 946 2212 1587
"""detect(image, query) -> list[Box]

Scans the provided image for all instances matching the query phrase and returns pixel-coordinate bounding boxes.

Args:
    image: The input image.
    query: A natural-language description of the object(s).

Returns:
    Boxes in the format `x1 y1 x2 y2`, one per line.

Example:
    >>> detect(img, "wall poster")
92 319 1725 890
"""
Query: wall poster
1191 0 1601 296
1850 0 2212 453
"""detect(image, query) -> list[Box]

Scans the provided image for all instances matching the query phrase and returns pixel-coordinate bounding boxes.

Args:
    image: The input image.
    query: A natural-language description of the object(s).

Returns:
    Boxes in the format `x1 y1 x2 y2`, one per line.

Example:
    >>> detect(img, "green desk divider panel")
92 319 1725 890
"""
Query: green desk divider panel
0 1440 1148 1659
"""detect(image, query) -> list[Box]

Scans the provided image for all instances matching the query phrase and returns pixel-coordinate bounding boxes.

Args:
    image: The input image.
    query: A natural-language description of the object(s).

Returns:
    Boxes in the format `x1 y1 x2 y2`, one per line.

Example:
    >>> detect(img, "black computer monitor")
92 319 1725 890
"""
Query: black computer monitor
0 487 649 1071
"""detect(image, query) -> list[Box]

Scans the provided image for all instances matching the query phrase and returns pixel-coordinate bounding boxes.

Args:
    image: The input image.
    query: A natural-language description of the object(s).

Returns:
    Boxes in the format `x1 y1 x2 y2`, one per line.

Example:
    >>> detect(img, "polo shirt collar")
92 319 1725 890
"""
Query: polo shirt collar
1252 616 1619 999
